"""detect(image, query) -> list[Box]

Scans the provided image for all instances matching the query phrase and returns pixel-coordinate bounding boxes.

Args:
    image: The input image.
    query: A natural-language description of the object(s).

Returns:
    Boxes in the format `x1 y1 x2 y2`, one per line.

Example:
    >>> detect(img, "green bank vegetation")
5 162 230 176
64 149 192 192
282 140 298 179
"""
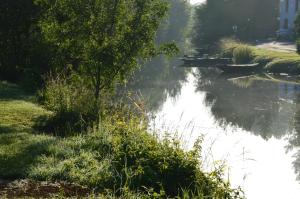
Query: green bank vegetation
220 39 300 74
0 81 243 198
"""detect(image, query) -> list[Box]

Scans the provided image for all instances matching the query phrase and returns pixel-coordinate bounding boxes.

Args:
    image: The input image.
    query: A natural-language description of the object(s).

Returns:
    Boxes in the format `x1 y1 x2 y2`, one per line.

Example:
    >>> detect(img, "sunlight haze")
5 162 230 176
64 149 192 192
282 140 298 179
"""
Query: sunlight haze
190 0 206 5
2 0 300 199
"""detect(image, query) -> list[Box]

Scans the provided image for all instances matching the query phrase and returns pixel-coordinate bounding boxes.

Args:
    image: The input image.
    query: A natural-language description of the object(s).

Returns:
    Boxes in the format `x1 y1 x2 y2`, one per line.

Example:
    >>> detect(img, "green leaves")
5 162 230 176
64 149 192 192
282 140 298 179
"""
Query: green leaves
37 0 175 96
159 43 179 57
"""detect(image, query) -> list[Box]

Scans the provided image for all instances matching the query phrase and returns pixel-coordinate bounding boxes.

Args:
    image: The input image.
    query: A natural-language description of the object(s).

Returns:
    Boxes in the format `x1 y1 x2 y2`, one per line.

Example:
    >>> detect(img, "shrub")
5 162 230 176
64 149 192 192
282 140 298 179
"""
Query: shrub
219 38 241 58
232 45 254 64
39 73 97 136
219 38 254 64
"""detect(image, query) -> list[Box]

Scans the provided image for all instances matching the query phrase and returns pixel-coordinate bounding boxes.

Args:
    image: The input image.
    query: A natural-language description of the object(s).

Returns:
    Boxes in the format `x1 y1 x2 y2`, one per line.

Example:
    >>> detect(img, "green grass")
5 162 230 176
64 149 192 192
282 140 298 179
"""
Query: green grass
0 81 54 179
220 39 300 74
0 81 52 133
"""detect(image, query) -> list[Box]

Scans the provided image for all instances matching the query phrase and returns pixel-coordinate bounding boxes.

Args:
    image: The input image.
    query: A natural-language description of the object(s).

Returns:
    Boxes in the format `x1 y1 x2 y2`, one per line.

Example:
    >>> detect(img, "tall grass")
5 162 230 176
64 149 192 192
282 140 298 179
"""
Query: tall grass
37 73 97 136
219 38 300 74
232 46 254 64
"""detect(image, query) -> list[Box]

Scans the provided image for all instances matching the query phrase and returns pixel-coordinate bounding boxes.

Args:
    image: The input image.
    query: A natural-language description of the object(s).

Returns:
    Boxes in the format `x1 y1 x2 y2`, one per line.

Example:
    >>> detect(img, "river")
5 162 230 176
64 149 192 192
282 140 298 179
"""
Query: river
124 58 300 199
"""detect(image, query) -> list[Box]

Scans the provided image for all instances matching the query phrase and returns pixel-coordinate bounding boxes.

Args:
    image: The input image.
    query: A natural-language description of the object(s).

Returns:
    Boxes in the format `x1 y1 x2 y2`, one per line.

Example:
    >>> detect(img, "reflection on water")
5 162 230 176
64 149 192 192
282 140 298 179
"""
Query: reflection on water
195 70 300 139
126 63 300 198
122 56 189 112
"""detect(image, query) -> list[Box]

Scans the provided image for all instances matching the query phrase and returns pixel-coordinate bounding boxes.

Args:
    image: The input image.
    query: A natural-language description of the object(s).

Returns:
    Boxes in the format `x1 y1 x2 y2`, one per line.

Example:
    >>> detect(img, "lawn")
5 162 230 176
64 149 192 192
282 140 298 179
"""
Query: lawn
0 81 54 179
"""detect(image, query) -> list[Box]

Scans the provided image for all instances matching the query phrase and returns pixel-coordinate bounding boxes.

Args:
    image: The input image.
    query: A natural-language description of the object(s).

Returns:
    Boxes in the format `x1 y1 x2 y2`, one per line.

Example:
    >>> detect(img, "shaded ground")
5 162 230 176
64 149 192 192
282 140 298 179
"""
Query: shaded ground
256 41 296 52
0 81 53 180
0 82 90 198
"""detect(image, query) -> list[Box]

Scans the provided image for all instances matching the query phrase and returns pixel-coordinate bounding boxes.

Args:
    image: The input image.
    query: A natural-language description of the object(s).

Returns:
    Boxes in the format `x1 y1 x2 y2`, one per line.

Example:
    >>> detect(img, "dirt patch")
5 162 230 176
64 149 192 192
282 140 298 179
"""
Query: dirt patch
0 180 91 198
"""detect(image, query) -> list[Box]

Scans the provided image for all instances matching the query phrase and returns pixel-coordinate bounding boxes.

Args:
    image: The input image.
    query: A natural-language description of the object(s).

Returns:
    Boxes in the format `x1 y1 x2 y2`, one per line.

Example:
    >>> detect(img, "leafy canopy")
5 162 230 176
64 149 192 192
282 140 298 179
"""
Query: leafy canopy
35 0 177 97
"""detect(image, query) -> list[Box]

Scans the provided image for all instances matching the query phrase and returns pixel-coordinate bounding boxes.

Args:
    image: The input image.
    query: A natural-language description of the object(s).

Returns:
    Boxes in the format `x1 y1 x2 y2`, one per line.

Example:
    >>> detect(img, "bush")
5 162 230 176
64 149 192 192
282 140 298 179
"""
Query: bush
39 73 97 136
232 45 254 64
219 39 254 64
219 38 243 58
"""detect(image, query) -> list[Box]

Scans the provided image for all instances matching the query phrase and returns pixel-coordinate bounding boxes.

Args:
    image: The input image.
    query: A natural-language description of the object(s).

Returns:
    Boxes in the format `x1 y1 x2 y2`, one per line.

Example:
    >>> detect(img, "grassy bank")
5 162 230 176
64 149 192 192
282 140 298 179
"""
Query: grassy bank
220 39 300 74
0 81 243 198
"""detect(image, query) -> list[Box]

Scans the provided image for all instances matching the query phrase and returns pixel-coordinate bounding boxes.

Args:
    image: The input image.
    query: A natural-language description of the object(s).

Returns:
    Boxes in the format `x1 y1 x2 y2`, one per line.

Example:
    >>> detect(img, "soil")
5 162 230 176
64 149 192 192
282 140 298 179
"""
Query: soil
0 179 91 198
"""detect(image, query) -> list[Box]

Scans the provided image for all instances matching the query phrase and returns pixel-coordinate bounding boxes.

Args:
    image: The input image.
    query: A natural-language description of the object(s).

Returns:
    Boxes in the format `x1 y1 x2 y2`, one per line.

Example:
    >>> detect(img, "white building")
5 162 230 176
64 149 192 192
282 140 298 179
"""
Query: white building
278 0 300 36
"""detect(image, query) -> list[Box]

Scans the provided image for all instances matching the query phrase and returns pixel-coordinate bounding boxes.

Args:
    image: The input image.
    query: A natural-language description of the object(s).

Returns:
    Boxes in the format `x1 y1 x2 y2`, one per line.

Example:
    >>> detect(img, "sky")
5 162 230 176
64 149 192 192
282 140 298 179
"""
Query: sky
190 0 206 5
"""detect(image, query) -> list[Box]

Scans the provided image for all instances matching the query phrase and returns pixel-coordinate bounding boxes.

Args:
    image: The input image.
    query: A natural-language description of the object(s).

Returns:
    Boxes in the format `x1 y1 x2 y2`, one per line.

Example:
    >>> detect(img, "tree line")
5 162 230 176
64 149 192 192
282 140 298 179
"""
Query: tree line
192 0 279 46
0 0 180 95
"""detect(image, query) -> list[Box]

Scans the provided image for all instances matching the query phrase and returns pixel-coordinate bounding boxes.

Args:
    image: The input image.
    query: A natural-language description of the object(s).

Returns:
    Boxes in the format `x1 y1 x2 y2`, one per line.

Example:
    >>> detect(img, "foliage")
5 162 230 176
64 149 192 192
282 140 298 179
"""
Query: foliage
192 2 227 47
0 0 179 93
37 72 97 136
0 81 244 199
219 39 245 58
0 0 37 81
124 0 191 113
35 0 178 99
232 46 254 64
192 0 278 46
0 0 53 87
0 1 244 198
156 0 191 47
30 111 242 198
295 12 300 39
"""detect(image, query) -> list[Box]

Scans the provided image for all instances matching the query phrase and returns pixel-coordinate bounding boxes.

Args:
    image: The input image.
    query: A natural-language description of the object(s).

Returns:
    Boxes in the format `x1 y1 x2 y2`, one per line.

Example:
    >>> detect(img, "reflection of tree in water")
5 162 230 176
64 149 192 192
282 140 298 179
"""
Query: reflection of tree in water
124 57 188 112
197 69 300 182
288 94 300 181
194 69 298 139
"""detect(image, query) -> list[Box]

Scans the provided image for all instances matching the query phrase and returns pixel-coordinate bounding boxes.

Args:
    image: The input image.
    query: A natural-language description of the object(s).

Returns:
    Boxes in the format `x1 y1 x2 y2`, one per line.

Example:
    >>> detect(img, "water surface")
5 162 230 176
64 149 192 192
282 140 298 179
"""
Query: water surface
126 59 300 199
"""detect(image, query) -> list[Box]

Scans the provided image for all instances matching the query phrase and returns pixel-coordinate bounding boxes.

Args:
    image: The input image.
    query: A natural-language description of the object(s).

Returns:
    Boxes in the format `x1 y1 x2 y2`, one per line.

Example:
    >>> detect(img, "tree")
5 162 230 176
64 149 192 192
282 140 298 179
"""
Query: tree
0 0 39 81
192 0 279 47
126 0 191 111
0 0 55 87
295 13 300 53
36 0 177 100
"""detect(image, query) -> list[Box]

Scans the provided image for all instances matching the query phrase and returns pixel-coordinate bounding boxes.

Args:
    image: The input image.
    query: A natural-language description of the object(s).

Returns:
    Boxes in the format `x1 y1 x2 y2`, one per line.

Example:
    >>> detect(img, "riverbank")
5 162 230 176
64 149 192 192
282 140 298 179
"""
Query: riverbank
220 39 300 74
0 81 243 198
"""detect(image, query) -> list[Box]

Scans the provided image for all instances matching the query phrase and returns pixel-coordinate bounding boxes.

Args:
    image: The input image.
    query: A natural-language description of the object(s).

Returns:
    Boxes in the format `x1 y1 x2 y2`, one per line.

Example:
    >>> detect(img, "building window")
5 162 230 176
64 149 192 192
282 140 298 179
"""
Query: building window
296 0 299 12
286 0 289 13
284 18 289 29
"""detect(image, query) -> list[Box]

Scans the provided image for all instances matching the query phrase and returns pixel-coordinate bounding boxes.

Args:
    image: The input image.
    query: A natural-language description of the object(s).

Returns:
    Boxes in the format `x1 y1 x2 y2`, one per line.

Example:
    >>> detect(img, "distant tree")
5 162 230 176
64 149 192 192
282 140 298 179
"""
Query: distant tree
0 0 39 81
192 1 229 46
294 13 300 53
157 0 191 46
0 0 54 87
192 0 279 47
36 0 177 99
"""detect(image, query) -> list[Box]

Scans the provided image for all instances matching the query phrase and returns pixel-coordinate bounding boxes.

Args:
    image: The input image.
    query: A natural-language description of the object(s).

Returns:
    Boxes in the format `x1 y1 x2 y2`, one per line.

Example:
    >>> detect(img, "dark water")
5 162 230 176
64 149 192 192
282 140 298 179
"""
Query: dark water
125 58 300 199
